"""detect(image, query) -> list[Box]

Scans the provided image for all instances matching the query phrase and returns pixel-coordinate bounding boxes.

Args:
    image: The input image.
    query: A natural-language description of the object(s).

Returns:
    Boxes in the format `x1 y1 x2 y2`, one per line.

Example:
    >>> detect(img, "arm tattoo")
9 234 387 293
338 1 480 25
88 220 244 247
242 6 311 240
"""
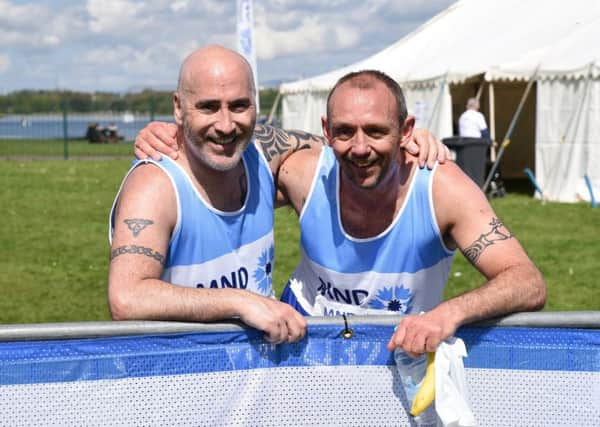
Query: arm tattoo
111 245 165 264
124 218 154 238
254 124 324 162
463 217 514 264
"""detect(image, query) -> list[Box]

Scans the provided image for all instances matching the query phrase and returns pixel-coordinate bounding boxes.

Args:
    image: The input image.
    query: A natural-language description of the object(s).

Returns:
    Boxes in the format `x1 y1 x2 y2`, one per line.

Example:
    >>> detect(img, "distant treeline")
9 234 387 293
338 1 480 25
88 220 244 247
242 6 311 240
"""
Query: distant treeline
0 88 280 116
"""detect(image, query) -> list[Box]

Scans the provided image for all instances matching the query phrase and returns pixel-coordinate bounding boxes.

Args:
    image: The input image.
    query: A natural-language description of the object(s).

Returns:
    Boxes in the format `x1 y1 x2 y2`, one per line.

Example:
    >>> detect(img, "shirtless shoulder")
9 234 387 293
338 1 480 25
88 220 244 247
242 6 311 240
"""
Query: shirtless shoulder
277 146 322 214
114 162 177 233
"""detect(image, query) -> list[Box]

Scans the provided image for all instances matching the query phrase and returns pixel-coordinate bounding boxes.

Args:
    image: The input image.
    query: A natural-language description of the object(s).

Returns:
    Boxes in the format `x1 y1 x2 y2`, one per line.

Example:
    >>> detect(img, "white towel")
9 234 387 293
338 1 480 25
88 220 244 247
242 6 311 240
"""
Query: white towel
434 337 477 427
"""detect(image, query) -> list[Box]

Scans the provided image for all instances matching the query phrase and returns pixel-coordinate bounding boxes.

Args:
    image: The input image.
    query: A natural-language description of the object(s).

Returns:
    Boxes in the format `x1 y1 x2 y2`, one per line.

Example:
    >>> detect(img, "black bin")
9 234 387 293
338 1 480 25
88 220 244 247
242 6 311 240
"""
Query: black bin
442 137 491 187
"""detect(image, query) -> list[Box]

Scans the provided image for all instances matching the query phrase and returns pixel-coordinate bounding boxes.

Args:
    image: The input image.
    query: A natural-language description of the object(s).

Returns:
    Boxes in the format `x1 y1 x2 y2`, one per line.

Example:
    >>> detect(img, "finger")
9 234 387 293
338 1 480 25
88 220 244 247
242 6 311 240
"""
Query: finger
426 136 438 169
436 141 449 164
155 127 179 151
386 337 396 352
288 312 307 342
286 320 302 343
424 337 438 353
135 140 161 161
278 320 289 344
148 137 178 160
436 142 447 164
386 323 406 351
417 139 428 169
264 322 283 344
410 333 427 356
139 123 179 160
134 145 151 161
264 333 279 344
160 123 178 138
444 145 451 163
404 139 419 156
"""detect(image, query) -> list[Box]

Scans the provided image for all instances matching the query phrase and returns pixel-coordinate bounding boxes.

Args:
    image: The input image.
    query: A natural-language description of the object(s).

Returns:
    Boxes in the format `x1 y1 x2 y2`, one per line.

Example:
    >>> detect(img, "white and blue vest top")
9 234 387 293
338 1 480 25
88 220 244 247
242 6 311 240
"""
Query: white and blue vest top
110 142 275 297
281 146 454 316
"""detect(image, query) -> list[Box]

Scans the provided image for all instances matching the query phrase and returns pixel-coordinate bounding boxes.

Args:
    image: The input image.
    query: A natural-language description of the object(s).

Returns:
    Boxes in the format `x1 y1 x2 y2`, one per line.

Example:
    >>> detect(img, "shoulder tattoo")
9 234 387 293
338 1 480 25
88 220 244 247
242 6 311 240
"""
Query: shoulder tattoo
254 124 323 161
463 217 514 264
124 218 154 238
111 245 165 264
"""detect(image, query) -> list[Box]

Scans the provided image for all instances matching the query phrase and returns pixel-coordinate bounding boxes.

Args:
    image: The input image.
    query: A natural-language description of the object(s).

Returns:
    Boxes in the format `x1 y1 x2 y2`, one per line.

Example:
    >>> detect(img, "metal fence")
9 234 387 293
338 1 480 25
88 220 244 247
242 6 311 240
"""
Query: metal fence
0 111 174 159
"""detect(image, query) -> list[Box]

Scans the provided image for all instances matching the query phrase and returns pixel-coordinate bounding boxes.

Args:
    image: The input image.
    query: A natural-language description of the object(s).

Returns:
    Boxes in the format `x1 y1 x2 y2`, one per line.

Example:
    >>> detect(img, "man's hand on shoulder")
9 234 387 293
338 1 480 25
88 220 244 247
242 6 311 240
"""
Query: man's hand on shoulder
402 128 451 169
134 121 178 161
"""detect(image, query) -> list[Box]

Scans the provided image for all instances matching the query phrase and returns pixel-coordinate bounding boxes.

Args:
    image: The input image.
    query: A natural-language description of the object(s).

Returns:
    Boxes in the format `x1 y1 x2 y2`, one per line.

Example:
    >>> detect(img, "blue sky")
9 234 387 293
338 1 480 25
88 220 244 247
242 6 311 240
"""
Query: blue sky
0 0 456 93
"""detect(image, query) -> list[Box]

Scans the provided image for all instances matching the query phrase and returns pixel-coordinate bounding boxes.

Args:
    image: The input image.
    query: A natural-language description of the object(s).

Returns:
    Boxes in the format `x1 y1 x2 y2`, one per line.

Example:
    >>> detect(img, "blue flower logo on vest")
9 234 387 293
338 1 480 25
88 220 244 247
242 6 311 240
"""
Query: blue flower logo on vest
253 245 274 293
368 285 412 313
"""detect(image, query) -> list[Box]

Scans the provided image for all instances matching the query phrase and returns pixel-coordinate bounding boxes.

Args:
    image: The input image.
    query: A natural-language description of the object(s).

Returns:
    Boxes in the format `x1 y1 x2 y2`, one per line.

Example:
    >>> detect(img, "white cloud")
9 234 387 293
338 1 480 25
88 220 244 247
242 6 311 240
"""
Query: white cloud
41 35 60 46
255 13 363 60
0 0 46 29
0 1 78 49
170 0 188 13
87 0 146 34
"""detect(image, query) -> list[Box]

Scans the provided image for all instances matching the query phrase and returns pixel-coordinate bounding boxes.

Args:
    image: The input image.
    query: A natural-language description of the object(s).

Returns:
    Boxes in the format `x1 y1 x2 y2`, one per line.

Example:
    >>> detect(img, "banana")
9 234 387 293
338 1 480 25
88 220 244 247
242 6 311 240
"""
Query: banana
410 351 436 416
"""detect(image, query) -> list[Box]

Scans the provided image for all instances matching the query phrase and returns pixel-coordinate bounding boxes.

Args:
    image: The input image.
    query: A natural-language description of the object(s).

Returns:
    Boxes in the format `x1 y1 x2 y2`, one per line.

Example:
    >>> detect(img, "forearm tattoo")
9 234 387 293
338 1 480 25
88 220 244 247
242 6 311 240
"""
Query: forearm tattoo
254 124 324 162
111 245 165 264
124 218 153 238
463 217 514 264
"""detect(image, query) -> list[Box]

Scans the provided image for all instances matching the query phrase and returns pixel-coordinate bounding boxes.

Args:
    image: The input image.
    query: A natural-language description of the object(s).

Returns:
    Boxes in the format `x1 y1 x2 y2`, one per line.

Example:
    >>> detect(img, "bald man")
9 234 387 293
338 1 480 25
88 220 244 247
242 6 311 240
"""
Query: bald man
108 45 307 344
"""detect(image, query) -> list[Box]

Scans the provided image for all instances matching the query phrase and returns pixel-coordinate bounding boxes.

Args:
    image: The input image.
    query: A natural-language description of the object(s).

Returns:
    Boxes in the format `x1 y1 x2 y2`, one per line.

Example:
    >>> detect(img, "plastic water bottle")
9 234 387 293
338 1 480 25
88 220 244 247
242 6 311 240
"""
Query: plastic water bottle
394 349 438 426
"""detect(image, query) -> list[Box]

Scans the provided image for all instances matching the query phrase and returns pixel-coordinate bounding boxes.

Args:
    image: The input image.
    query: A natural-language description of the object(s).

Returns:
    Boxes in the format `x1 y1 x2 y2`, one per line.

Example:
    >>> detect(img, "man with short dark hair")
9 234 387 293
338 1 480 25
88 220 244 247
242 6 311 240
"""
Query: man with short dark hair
277 70 545 357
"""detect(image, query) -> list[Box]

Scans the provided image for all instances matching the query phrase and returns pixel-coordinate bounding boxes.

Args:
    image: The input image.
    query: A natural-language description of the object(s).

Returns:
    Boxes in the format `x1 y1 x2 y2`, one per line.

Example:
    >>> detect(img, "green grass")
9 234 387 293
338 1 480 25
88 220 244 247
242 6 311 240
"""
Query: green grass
0 159 598 324
0 138 133 158
446 195 599 310
0 160 131 323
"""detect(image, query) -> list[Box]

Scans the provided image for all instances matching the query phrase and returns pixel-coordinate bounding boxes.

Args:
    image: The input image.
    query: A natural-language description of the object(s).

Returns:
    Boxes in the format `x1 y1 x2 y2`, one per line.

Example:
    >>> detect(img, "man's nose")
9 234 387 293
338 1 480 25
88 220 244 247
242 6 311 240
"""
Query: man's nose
214 109 235 134
351 131 370 157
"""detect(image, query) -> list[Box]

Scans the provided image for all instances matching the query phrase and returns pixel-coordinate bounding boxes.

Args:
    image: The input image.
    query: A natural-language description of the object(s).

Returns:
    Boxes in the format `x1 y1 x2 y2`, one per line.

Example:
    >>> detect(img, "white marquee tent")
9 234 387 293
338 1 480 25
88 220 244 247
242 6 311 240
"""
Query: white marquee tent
279 0 600 203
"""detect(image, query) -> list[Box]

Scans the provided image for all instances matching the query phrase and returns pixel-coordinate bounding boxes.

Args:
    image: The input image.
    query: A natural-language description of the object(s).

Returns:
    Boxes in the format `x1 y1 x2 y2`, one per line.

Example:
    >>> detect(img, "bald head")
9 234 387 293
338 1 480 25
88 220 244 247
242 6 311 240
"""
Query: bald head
177 45 256 100
466 97 480 110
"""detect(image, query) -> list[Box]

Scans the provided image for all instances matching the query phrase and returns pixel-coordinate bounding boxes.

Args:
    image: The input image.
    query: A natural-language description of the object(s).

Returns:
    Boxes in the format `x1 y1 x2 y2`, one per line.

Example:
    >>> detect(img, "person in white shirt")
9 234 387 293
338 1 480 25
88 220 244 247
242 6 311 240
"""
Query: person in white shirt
458 97 489 139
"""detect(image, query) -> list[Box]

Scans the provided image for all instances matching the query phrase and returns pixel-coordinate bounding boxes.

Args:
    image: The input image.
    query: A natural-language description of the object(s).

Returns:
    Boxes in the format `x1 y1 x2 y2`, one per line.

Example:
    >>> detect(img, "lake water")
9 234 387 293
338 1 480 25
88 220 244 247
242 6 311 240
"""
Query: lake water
0 114 174 141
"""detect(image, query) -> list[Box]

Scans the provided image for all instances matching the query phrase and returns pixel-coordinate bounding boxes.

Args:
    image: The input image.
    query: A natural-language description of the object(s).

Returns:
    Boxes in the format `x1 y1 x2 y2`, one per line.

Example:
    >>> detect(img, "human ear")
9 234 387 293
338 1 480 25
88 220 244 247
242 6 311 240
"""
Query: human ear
321 115 332 145
173 92 184 126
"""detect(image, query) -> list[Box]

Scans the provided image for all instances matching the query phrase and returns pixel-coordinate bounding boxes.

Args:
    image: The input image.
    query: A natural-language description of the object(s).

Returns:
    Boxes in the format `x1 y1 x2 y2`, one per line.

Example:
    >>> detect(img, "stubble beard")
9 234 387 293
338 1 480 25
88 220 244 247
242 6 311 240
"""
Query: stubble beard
183 121 249 172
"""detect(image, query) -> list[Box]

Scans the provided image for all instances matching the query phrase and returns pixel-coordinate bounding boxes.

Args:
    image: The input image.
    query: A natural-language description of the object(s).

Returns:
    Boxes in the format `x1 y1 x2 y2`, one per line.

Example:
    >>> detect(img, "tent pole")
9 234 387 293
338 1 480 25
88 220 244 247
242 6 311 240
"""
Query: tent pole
489 81 496 162
266 91 282 125
475 79 485 102
483 68 538 193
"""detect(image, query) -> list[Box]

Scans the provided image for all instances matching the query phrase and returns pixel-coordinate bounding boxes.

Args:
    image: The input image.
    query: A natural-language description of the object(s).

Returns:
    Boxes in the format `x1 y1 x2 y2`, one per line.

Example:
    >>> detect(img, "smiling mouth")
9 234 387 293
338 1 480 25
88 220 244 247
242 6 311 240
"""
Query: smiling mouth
351 159 375 168
210 136 237 145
